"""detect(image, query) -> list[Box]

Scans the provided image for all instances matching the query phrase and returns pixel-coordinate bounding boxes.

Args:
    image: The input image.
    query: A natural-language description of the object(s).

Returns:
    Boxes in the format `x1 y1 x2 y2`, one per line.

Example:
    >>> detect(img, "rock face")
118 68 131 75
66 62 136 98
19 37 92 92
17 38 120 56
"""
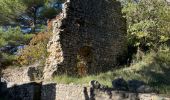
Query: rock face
43 0 127 79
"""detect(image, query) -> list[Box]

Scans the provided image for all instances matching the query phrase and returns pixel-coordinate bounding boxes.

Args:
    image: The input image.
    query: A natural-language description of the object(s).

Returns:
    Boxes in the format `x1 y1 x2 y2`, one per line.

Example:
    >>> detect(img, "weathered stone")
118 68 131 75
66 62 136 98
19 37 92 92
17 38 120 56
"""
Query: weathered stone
127 80 154 93
6 82 41 100
1 81 170 100
137 85 153 93
41 82 57 100
43 0 127 80
0 79 8 99
89 80 101 89
112 77 128 91
2 63 42 83
24 66 43 81
128 80 145 92
100 84 109 91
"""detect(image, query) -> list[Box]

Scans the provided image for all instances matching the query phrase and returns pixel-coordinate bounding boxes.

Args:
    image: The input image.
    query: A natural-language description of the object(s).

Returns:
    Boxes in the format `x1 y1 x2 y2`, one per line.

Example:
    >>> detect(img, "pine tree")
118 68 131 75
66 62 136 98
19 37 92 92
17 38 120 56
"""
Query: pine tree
0 0 60 32
0 0 26 24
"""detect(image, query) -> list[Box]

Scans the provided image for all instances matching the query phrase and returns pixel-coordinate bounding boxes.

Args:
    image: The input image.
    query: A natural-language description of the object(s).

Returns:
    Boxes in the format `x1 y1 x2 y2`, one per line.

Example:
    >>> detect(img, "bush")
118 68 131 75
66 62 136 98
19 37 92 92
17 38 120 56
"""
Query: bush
0 27 33 67
123 0 170 49
0 53 17 67
29 31 51 45
17 32 52 65
0 27 34 46
155 45 170 64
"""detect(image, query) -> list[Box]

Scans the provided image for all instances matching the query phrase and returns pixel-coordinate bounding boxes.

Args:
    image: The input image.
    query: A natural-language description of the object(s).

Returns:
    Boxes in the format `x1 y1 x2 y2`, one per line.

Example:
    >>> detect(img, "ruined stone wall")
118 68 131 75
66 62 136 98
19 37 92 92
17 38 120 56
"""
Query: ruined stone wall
2 65 42 83
1 82 169 100
43 0 127 79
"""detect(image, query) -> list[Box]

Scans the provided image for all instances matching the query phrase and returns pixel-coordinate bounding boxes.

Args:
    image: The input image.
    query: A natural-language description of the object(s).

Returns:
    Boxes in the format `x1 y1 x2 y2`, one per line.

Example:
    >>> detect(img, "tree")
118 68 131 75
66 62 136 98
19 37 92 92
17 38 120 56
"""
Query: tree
19 0 63 32
0 0 26 24
0 27 33 47
0 0 60 32
19 0 49 32
0 27 33 66
123 0 170 50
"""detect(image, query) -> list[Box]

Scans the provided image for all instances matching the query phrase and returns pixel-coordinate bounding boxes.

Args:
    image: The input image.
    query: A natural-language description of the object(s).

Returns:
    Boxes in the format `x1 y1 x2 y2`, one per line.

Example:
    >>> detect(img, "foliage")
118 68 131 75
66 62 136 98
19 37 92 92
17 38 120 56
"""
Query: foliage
0 53 17 67
0 27 33 46
19 0 55 32
21 0 49 7
0 0 59 33
0 0 26 24
17 32 52 65
123 0 170 49
0 53 2 66
40 6 61 19
56 0 67 3
0 27 33 67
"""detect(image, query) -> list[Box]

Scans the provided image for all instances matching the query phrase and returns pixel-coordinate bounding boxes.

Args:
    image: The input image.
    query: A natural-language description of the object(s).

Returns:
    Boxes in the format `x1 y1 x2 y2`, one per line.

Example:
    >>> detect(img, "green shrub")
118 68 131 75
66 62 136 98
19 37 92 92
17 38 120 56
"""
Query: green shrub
0 27 34 46
0 53 17 67
0 27 33 67
156 45 170 64
123 0 170 49
17 32 52 65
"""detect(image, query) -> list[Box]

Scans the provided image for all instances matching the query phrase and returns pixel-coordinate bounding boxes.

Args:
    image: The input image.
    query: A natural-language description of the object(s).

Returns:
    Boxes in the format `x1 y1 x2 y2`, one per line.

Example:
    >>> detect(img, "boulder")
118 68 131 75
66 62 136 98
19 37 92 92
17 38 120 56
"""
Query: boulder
128 80 145 92
112 77 128 91
137 85 153 93
89 80 101 89
127 80 153 93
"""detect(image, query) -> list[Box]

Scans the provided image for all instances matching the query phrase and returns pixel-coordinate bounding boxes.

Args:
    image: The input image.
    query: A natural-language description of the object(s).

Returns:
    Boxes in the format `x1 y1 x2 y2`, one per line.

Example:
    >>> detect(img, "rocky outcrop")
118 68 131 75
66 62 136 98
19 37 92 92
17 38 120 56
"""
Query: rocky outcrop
43 0 127 79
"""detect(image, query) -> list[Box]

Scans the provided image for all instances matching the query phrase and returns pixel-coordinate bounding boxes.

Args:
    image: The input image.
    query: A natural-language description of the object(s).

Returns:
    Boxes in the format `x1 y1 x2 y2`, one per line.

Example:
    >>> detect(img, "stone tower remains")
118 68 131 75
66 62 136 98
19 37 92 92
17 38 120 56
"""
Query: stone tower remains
43 0 127 79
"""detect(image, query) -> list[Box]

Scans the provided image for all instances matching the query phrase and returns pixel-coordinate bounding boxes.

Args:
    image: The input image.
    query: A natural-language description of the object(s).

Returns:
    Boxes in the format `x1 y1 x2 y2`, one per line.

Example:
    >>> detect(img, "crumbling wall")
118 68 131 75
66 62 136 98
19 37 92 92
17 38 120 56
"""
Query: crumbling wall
2 65 42 83
1 81 169 100
0 82 41 100
43 0 127 79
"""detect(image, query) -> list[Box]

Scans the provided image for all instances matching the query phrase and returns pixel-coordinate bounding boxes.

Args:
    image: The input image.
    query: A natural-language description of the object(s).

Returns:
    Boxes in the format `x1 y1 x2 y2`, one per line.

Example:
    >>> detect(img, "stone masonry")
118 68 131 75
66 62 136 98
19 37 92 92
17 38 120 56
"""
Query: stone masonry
1 81 170 100
2 64 42 83
43 0 127 79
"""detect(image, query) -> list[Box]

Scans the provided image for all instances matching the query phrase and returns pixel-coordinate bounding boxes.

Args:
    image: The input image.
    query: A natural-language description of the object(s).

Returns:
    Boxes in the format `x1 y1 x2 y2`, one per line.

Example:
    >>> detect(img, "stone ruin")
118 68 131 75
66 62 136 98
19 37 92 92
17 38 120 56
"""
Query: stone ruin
43 0 127 79
1 80 170 100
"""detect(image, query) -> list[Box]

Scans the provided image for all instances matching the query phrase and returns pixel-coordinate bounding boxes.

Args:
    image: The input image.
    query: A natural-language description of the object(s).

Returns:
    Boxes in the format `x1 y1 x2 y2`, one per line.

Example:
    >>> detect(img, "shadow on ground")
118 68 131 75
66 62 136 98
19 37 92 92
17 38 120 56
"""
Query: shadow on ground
0 82 56 100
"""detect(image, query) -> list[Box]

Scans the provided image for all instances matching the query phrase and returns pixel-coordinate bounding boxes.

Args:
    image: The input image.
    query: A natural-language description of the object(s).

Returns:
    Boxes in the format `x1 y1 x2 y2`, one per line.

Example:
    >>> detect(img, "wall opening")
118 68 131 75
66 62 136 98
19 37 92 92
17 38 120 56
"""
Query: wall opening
77 46 92 76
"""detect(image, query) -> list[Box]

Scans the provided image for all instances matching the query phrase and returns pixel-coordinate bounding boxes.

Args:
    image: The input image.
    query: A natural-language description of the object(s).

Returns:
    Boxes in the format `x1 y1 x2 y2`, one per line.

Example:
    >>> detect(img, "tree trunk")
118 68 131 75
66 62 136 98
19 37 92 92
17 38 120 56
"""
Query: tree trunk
31 7 37 33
